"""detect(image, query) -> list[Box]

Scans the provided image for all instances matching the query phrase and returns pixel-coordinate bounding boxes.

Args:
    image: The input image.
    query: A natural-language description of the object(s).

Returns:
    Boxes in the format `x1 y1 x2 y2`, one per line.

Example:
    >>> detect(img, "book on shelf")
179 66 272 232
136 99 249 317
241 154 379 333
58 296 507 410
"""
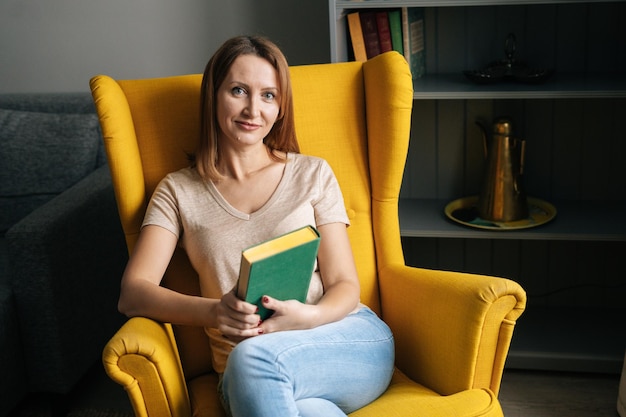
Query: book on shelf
387 9 404 55
375 11 393 54
345 7 424 78
402 7 426 79
360 11 382 59
347 11 367 62
346 9 396 61
236 225 320 320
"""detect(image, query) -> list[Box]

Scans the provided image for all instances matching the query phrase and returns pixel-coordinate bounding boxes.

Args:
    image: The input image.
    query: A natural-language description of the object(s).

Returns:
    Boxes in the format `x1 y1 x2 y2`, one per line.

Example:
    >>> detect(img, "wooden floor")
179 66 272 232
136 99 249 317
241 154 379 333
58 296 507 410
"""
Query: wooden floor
10 363 623 416
499 369 621 417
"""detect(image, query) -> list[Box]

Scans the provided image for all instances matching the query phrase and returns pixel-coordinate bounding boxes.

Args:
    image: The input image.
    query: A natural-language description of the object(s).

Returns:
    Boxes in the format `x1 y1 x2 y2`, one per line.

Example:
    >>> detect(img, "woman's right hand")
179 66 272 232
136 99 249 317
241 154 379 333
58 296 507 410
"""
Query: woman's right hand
216 290 263 341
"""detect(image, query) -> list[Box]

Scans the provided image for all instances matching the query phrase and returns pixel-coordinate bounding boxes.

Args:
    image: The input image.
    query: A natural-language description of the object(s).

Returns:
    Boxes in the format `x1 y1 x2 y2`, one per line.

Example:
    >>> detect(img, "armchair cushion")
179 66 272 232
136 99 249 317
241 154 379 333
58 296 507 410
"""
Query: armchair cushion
186 368 501 417
0 109 102 231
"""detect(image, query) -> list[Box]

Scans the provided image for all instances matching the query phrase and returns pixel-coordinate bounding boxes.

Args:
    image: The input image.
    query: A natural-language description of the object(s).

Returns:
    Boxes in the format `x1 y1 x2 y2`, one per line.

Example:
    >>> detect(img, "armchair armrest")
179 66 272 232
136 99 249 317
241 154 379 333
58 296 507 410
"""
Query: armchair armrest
379 263 526 397
103 317 191 417
6 165 128 393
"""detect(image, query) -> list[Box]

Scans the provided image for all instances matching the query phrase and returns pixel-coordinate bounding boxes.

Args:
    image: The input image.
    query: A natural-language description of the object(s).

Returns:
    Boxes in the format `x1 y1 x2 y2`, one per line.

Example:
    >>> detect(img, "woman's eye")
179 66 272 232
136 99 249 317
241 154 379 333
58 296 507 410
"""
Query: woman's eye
262 92 275 101
231 86 245 96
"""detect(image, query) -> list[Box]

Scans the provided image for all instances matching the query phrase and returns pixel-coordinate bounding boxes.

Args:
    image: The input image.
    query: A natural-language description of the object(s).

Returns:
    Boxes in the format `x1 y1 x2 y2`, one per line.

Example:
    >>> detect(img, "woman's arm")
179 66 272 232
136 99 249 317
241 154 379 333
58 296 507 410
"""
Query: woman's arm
259 222 360 333
118 225 218 327
119 225 260 336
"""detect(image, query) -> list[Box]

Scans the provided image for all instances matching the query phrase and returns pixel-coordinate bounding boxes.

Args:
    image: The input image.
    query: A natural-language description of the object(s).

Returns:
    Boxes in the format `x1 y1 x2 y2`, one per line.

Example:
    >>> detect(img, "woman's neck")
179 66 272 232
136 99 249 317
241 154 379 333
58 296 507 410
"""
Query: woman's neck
218 144 275 181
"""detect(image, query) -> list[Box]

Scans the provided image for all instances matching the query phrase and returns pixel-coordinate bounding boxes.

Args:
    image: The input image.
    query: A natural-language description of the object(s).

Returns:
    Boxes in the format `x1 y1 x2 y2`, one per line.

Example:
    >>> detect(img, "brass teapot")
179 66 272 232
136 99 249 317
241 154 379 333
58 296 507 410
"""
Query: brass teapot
476 117 528 222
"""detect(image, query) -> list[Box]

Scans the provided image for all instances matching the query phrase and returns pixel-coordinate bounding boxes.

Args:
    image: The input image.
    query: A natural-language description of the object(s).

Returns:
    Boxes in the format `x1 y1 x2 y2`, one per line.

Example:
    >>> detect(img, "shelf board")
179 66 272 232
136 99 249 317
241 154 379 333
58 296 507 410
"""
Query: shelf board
506 306 626 373
399 198 626 241
412 73 626 99
336 0 624 8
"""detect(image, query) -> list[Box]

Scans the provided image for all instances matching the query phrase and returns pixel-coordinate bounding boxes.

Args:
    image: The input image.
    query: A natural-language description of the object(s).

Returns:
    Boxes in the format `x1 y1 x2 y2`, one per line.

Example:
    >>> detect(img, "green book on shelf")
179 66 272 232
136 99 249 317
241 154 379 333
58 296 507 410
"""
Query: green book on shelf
388 9 404 55
237 225 320 320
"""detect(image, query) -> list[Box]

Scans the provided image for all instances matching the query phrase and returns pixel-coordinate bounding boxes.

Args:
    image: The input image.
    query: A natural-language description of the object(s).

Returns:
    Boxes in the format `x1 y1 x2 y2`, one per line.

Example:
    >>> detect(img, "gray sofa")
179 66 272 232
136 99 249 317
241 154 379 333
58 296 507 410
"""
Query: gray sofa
0 93 128 415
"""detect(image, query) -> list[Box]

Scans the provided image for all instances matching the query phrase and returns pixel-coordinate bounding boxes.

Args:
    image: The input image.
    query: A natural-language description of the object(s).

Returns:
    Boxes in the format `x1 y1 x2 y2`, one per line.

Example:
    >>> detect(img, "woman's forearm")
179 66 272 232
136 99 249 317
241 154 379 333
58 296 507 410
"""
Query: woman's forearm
118 277 219 327
311 279 360 326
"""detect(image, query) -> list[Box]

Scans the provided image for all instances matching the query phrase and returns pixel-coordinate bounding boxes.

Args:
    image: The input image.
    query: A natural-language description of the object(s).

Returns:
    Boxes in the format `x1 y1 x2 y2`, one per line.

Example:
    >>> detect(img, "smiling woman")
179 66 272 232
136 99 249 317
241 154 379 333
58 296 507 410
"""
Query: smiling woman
211 53 286 214
216 55 281 152
114 35 395 417
194 36 299 184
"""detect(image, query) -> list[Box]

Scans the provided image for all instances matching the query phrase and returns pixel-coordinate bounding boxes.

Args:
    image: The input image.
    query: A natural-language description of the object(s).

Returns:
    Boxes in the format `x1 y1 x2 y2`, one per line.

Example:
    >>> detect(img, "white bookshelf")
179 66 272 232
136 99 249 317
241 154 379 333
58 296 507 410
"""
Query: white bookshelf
330 0 626 373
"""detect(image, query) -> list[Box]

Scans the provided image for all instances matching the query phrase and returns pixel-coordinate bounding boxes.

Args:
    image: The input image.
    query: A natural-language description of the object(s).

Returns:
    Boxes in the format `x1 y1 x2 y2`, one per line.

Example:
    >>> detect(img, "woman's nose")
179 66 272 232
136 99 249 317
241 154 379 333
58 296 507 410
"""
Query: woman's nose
243 96 260 116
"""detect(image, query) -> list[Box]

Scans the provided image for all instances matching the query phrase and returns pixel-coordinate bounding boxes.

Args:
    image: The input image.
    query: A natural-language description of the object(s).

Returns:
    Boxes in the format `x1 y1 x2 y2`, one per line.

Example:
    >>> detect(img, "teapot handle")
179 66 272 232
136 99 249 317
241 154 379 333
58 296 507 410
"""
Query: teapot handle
518 139 526 175
475 120 488 158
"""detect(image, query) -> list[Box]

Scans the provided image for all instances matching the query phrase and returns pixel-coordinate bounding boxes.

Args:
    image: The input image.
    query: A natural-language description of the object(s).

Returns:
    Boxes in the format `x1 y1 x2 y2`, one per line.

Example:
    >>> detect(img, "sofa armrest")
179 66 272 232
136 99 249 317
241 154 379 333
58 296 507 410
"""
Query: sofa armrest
379 264 526 397
6 165 128 393
103 317 192 417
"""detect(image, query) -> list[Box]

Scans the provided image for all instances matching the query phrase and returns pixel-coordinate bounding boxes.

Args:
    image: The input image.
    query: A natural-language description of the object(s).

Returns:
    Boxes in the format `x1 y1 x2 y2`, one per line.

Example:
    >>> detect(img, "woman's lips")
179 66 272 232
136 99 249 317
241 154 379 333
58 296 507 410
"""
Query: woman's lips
236 121 260 130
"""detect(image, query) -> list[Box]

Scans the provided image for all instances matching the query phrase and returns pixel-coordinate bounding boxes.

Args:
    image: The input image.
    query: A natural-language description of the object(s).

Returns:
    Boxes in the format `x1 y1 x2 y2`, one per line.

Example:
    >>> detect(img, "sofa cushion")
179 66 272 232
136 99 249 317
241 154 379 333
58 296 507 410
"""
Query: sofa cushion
0 109 101 232
0 284 27 416
0 237 7 286
0 93 96 114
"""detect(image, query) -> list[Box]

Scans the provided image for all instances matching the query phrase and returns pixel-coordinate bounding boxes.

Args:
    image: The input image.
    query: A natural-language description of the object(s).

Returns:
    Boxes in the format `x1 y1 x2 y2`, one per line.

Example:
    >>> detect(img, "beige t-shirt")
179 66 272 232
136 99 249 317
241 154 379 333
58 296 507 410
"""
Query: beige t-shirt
143 152 350 372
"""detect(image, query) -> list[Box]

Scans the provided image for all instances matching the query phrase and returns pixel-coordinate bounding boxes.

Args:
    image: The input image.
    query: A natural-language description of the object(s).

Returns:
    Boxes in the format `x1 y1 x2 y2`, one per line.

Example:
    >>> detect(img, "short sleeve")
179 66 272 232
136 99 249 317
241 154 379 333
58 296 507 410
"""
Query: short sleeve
142 174 182 238
313 160 350 227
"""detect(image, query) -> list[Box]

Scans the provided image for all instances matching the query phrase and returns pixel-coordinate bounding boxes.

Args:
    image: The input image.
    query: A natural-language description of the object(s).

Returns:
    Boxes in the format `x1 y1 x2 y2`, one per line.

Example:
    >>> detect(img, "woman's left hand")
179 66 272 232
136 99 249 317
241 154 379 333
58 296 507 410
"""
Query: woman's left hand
258 223 361 335
258 295 319 334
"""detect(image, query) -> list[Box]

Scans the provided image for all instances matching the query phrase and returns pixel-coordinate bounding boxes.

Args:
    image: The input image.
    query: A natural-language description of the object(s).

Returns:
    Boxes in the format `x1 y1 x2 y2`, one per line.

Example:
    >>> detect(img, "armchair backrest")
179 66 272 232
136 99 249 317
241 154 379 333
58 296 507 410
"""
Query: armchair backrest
91 51 414 379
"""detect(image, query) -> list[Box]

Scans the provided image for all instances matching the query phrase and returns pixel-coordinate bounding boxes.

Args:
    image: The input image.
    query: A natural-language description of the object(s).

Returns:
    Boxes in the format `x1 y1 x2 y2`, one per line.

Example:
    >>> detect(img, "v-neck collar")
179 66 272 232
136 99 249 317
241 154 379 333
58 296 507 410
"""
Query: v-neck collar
205 153 293 220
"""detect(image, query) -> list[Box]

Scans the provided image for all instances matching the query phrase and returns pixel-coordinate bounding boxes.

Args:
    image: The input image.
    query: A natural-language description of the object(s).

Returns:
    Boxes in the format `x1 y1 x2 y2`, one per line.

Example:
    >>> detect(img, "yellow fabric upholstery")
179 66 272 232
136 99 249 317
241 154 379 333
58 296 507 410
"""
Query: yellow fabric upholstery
93 51 526 417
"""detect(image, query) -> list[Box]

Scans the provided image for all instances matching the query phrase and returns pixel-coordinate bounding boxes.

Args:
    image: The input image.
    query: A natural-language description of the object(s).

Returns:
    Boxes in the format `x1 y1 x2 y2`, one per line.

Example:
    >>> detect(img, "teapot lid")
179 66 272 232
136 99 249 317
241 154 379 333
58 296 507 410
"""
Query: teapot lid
493 117 514 135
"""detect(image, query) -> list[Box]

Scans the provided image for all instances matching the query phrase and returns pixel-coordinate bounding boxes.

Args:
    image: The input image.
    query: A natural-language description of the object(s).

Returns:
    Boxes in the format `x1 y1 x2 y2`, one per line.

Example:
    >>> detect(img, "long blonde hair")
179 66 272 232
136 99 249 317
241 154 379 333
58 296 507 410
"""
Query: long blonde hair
195 35 299 181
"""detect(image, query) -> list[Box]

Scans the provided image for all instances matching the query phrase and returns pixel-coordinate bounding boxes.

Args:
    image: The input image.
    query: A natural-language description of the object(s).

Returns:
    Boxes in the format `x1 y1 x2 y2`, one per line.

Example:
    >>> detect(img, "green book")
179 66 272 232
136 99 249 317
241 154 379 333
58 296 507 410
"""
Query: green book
388 9 404 55
236 225 320 320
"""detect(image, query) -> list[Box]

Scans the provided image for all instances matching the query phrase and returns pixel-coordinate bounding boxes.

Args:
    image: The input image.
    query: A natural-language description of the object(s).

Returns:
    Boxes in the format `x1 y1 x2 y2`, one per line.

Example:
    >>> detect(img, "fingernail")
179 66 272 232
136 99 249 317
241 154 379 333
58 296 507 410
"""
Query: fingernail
255 306 259 313
258 319 263 326
258 328 264 335
262 296 269 303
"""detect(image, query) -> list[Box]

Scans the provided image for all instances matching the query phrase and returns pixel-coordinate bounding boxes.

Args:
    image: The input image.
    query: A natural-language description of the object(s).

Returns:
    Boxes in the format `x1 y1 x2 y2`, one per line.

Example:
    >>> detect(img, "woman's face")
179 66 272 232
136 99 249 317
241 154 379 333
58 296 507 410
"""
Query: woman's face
216 54 281 148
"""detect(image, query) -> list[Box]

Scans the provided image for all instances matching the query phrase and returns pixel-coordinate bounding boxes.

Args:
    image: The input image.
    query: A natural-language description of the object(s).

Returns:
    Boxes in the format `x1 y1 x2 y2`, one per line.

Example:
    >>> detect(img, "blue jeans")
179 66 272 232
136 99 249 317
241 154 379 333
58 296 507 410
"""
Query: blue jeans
219 307 394 417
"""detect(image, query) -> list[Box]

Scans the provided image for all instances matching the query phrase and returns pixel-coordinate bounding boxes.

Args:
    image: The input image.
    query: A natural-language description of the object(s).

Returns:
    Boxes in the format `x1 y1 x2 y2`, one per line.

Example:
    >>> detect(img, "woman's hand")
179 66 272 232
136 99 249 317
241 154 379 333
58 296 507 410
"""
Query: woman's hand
257 222 361 335
257 295 320 334
217 290 263 341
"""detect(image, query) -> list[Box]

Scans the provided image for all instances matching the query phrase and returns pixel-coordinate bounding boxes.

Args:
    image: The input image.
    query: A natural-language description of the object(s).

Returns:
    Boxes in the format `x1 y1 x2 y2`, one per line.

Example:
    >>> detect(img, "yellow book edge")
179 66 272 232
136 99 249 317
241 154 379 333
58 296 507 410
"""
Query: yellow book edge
242 226 319 263
237 225 319 301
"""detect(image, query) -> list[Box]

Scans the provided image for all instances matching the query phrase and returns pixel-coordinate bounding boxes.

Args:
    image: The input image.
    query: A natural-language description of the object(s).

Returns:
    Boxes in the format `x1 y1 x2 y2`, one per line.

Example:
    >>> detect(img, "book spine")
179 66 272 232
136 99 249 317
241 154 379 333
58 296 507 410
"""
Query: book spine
388 9 404 55
347 12 367 62
376 11 393 54
402 7 426 79
360 11 381 59
401 7 410 66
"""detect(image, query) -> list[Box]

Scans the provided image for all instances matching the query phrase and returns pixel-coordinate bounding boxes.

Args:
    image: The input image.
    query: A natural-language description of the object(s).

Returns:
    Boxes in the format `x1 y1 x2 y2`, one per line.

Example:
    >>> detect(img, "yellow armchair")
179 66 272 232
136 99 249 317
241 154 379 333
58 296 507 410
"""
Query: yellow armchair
91 51 526 417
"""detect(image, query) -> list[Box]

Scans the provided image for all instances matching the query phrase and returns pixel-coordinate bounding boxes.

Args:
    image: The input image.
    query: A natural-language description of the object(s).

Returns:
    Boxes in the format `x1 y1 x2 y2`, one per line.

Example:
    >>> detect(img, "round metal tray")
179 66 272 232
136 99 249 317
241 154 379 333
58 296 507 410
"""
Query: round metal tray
445 196 557 231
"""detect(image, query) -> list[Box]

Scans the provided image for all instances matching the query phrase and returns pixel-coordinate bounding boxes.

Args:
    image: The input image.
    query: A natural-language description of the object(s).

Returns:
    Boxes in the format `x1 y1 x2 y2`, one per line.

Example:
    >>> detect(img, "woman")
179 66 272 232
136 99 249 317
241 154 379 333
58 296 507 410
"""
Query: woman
118 35 394 417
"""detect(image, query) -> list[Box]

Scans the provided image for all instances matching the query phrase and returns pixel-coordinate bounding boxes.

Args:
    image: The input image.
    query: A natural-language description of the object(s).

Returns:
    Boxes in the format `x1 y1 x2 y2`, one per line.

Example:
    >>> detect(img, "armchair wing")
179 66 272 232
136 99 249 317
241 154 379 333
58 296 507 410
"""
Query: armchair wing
360 50 527 400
